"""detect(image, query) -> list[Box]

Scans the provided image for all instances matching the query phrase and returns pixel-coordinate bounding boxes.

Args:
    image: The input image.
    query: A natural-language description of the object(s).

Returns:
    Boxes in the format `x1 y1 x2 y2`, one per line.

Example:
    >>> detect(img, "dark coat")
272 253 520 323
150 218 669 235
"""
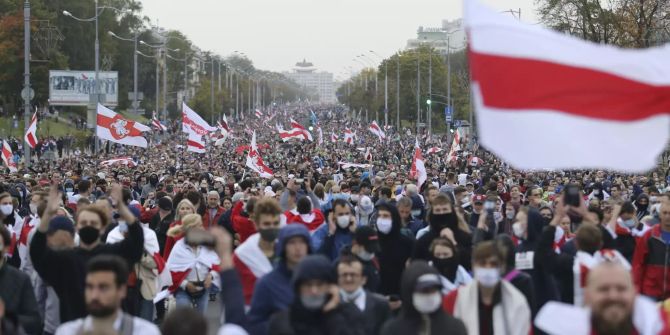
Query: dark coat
359 292 391 335
268 302 366 335
0 264 41 334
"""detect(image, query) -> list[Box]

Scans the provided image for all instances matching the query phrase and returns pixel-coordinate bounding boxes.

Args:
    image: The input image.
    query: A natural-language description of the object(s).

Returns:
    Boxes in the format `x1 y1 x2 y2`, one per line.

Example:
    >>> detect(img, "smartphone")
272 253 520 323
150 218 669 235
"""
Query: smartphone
564 184 581 207
185 229 216 248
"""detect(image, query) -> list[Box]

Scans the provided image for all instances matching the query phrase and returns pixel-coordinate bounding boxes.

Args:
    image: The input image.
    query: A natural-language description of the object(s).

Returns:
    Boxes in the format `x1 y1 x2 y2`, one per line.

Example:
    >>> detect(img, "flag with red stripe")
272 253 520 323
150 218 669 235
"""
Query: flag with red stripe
1 141 17 173
182 103 217 136
24 111 37 149
467 0 670 172
246 131 273 178
410 139 427 188
97 104 151 148
187 132 206 153
100 157 137 168
151 111 167 131
368 120 386 140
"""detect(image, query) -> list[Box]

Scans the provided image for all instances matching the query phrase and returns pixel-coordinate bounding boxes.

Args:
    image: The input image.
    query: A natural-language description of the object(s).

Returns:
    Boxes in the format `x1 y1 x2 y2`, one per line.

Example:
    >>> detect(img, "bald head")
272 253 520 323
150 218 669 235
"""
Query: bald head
584 263 635 333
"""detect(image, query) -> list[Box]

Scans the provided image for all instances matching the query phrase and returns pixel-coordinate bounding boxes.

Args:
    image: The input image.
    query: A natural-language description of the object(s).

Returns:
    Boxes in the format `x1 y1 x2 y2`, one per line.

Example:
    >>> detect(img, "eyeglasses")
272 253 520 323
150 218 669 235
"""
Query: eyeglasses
338 272 362 279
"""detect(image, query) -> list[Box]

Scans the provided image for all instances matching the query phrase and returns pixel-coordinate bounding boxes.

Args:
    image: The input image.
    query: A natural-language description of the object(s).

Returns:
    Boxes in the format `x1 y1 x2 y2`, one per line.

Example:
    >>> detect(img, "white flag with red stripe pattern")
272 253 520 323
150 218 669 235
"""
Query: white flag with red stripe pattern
182 103 216 135
24 111 37 149
410 139 427 188
368 120 386 141
187 132 206 153
467 0 670 172
246 131 273 179
1 141 16 173
97 104 150 148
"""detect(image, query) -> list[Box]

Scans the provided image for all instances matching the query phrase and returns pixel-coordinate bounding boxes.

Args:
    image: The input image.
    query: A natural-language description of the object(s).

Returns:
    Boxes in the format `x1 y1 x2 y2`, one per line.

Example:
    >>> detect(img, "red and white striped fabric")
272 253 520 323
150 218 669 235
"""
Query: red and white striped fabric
24 111 37 149
427 147 443 155
317 126 323 145
338 161 371 169
410 139 427 188
344 128 355 145
151 111 167 131
331 132 338 143
187 132 206 153
107 225 170 291
276 125 305 142
165 239 220 293
1 141 17 173
468 157 484 167
289 118 313 141
368 120 386 140
233 233 273 304
246 131 273 179
97 104 150 148
218 114 231 137
466 0 670 172
447 129 463 162
182 103 216 136
100 157 137 168
255 109 263 119
364 147 372 161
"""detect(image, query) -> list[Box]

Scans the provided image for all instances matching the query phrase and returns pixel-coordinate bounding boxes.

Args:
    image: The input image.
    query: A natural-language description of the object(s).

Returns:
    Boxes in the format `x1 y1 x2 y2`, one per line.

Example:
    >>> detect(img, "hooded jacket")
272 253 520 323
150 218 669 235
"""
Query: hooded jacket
374 203 414 296
268 255 366 335
412 210 472 271
381 261 467 335
247 225 311 335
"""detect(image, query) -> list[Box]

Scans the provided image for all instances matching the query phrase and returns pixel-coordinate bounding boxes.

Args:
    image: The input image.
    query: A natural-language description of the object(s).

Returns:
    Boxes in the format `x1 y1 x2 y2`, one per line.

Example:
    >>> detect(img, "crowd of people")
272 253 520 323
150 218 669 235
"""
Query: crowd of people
0 104 669 335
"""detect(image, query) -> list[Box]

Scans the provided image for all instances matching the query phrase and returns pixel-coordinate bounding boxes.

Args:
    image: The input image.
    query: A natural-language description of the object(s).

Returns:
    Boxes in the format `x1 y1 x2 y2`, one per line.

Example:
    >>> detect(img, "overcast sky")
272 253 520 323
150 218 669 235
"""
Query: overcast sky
139 0 537 77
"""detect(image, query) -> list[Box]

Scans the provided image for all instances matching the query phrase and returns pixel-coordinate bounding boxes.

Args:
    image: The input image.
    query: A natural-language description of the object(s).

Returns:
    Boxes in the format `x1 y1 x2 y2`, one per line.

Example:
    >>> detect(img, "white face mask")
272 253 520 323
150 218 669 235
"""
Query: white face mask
474 267 501 288
376 218 393 234
336 215 351 229
29 203 38 215
506 211 515 220
357 249 375 261
412 292 442 314
340 287 364 303
512 222 525 238
0 204 13 216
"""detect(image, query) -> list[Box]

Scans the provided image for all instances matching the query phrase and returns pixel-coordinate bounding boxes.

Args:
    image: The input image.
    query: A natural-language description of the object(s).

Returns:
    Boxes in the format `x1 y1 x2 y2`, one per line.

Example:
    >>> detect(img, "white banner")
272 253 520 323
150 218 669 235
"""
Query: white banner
49 70 118 106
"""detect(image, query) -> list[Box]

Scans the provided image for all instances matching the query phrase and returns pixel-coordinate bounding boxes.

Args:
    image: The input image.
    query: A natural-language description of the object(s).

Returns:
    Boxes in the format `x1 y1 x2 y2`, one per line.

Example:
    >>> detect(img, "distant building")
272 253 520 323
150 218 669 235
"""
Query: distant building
406 19 467 54
283 60 336 103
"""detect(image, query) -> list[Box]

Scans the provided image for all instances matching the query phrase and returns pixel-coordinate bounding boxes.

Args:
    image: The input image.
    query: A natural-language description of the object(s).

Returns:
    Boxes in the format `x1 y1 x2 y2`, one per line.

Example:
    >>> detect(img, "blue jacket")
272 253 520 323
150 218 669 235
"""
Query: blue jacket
311 223 353 261
247 224 311 335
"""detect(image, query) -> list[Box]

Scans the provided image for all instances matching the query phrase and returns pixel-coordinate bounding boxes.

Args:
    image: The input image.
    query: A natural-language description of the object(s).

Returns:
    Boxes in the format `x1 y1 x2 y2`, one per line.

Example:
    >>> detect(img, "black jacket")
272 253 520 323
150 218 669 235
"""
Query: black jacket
268 301 366 335
376 203 413 296
337 246 380 293
358 292 391 335
412 212 472 271
536 225 577 304
30 222 144 322
0 264 41 334
150 211 174 253
381 261 467 335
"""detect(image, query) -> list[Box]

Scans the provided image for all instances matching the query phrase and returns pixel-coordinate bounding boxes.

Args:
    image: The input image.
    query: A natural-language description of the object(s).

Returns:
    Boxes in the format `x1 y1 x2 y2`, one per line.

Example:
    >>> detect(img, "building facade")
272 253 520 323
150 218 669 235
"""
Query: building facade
406 19 466 55
284 60 336 103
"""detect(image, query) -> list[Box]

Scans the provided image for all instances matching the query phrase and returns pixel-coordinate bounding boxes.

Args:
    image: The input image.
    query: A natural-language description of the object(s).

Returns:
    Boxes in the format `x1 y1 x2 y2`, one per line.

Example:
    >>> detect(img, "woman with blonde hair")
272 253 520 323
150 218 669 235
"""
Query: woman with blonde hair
163 199 197 259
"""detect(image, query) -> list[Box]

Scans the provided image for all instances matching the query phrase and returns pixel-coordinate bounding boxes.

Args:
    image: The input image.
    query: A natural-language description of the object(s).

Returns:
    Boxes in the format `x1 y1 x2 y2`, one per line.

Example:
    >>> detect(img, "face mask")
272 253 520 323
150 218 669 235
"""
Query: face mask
340 287 364 303
357 249 375 261
506 211 515 220
412 292 442 314
65 188 74 193
376 218 393 234
621 218 636 229
336 215 350 229
259 228 280 242
350 195 360 204
594 190 600 195
474 267 501 288
431 257 459 280
411 209 422 219
301 293 327 311
512 222 525 238
650 196 658 203
78 226 101 245
29 203 38 215
0 204 13 216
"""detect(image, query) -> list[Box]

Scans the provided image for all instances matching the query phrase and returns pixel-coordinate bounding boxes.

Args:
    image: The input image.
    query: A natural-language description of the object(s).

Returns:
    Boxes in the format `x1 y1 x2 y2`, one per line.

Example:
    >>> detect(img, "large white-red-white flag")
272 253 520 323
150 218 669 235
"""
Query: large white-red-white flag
24 111 37 149
344 128 355 145
218 114 231 137
276 124 305 142
1 141 16 173
182 103 217 135
466 0 670 172
369 120 386 140
100 157 137 168
96 104 150 148
410 139 427 188
246 131 273 179
290 119 313 141
187 132 206 153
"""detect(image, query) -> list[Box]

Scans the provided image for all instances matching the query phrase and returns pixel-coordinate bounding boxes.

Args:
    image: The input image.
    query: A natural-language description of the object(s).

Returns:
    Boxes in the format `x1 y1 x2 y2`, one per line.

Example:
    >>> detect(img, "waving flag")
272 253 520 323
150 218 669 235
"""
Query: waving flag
255 109 263 119
364 147 372 161
151 111 167 131
467 0 670 172
331 132 338 143
165 239 220 293
317 126 323 145
246 131 273 179
427 147 443 155
97 104 150 148
187 132 206 153
1 141 17 173
218 114 231 136
100 157 137 168
338 162 371 169
290 118 313 141
24 111 37 149
369 120 386 140
344 128 355 145
410 139 427 188
183 103 216 135
310 110 318 125
276 124 306 142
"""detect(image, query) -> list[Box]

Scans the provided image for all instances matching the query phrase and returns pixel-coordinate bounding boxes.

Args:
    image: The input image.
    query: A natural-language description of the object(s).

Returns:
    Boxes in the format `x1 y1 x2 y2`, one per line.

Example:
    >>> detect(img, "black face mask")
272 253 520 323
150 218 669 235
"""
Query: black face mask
259 228 280 242
432 256 459 281
429 212 457 231
78 226 100 245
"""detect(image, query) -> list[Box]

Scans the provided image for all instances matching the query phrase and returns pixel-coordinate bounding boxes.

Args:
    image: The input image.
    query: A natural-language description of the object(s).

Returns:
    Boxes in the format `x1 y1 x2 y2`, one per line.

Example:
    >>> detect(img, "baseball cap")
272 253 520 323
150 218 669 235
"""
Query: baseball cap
354 226 381 254
414 273 442 291
472 194 486 204
47 216 75 236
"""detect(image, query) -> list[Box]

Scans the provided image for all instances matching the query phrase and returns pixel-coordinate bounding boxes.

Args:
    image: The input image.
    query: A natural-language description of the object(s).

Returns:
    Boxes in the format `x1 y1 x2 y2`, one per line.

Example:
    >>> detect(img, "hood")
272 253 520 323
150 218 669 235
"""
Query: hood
494 234 516 272
291 254 335 292
400 260 442 317
375 202 403 237
276 224 312 262
526 208 545 243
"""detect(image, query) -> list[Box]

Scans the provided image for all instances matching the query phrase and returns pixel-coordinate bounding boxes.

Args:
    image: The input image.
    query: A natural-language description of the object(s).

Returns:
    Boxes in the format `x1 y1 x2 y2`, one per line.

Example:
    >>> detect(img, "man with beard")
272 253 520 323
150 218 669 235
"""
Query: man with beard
535 262 669 335
55 255 159 335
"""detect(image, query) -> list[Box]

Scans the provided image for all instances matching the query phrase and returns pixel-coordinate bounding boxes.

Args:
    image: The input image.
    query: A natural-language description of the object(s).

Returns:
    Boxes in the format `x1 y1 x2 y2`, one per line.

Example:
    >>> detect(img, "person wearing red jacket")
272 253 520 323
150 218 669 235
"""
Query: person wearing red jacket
632 200 670 301
202 191 225 230
232 197 256 244
233 198 282 305
284 196 325 231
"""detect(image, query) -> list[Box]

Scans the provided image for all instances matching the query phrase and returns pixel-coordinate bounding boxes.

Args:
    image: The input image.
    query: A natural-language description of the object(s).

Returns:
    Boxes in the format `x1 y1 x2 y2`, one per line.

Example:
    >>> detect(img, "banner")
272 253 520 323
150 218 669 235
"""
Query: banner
49 70 118 106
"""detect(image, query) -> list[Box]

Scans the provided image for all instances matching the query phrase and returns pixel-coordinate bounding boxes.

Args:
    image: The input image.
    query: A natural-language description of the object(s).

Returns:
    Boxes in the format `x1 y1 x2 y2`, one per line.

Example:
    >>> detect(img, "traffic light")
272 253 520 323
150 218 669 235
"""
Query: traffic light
426 99 431 106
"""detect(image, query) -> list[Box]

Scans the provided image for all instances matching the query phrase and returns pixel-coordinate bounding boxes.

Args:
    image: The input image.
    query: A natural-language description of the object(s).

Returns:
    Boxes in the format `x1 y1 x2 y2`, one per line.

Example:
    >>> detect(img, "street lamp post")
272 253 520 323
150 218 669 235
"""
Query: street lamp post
370 50 388 127
428 49 432 137
396 52 400 130
108 31 139 114
23 0 30 166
